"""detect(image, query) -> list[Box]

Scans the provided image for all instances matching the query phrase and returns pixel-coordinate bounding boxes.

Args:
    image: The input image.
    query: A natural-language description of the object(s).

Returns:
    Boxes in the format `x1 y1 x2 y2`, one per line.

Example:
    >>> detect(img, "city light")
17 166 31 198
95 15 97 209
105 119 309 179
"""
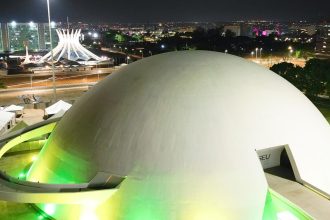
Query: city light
93 33 99 38
44 204 56 215
10 21 17 27
18 172 26 179
29 21 35 28
50 21 56 28
277 211 299 220
32 155 38 162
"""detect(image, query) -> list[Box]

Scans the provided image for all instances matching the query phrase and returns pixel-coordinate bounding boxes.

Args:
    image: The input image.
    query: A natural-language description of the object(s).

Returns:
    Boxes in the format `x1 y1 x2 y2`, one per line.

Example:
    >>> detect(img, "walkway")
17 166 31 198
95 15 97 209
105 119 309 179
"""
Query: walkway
266 173 330 220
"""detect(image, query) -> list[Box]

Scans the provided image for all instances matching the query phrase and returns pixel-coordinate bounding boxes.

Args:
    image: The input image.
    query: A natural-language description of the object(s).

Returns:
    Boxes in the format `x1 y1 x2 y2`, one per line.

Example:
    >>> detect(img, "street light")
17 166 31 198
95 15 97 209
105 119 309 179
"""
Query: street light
29 21 35 28
11 21 17 27
260 48 263 59
289 49 294 60
288 46 293 60
46 0 56 102
255 48 259 59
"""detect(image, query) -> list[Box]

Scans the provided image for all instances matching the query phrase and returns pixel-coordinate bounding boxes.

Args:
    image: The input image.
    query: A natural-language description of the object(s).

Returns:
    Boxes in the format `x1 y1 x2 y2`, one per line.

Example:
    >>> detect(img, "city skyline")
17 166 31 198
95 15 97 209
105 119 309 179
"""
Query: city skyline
1 0 330 23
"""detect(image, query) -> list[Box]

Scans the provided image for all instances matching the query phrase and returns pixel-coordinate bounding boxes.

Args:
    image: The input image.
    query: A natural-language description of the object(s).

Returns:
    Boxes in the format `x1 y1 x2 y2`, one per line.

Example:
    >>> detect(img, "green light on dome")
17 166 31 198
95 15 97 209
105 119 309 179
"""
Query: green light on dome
44 204 56 215
262 189 313 220
18 172 26 179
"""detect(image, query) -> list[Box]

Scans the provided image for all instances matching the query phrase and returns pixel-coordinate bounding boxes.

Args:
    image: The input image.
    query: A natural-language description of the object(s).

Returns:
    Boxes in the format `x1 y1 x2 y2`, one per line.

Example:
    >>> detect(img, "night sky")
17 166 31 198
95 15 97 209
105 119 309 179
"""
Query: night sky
1 0 329 23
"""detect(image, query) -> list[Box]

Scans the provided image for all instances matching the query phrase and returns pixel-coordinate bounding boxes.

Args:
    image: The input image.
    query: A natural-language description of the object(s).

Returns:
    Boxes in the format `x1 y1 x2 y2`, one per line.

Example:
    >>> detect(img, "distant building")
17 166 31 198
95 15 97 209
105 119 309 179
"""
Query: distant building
224 25 241 36
316 24 330 58
0 25 3 52
302 25 316 36
240 24 254 37
0 22 59 52
289 24 316 36
0 23 9 51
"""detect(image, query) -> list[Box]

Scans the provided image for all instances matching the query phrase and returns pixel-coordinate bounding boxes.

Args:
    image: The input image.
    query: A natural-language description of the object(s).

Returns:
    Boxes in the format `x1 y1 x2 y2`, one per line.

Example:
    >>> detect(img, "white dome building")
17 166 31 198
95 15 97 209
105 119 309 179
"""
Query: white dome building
25 51 330 219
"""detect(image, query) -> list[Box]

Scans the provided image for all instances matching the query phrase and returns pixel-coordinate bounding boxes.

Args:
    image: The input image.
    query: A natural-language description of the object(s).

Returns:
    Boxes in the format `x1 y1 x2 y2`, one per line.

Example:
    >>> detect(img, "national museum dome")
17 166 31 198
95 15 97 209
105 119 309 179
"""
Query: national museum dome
27 51 330 219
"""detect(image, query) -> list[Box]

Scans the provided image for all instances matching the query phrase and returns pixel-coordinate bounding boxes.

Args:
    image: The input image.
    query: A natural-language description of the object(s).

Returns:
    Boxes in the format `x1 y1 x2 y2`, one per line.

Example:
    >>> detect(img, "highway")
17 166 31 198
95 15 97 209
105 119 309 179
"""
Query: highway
0 68 118 105
1 68 114 89
246 57 307 68
0 84 91 106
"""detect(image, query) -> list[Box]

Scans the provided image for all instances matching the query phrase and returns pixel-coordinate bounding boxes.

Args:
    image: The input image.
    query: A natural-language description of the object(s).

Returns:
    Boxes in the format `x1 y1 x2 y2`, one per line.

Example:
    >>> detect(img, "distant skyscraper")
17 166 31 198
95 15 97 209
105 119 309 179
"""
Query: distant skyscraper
316 24 330 58
7 22 39 51
38 23 46 50
0 23 10 52
0 22 59 52
0 24 3 52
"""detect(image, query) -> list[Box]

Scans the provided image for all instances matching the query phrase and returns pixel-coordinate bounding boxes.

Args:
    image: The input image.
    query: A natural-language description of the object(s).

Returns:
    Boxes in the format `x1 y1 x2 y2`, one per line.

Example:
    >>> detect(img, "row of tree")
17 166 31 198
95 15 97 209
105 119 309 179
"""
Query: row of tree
270 59 330 98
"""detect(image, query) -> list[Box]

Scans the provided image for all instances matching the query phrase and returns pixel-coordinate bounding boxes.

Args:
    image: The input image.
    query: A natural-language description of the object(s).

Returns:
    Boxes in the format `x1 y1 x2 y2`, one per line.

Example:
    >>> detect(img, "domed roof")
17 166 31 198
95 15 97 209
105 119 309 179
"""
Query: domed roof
28 51 330 219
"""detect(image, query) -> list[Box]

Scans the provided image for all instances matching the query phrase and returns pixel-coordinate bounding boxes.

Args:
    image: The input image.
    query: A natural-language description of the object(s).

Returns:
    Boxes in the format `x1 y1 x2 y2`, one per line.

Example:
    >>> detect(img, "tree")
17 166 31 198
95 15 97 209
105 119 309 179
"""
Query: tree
115 34 126 43
303 59 330 97
270 62 295 76
270 59 330 98
270 62 306 92
224 29 236 38
206 27 223 41
192 27 206 41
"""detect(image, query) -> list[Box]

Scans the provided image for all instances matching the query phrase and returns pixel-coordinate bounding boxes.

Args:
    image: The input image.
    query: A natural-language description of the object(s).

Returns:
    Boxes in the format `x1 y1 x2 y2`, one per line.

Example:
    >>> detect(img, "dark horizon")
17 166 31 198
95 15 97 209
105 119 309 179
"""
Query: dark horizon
1 0 330 23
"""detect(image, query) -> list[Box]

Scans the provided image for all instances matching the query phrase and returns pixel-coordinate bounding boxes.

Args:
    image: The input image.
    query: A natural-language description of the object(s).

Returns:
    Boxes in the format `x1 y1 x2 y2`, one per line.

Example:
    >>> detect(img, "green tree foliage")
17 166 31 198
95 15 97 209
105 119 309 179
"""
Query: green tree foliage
224 29 236 38
270 62 306 91
115 34 126 43
303 59 329 97
270 59 330 98
132 34 143 42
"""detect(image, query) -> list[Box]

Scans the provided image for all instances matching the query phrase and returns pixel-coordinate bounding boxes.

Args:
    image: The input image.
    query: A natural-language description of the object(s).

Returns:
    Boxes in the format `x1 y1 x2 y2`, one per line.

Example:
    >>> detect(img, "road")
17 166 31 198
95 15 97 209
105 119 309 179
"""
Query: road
246 57 307 68
0 85 91 106
1 68 114 89
0 68 118 105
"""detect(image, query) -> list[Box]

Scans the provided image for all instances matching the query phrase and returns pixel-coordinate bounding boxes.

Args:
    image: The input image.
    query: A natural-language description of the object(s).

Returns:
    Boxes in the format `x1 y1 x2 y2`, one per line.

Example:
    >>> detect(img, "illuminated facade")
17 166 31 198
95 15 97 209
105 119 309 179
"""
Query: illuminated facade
1 51 329 219
7 22 39 51
316 24 330 58
0 24 3 52
0 22 59 52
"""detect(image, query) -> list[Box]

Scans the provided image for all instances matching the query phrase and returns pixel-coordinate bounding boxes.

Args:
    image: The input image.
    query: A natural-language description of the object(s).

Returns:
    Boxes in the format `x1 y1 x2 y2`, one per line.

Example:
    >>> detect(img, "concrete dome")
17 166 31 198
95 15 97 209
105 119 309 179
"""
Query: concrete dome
28 51 330 219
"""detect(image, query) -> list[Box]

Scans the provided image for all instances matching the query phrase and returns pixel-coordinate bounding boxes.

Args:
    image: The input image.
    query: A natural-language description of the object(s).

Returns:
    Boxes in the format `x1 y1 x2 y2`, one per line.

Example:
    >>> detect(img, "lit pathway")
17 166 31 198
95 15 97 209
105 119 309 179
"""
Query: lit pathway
266 173 330 220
